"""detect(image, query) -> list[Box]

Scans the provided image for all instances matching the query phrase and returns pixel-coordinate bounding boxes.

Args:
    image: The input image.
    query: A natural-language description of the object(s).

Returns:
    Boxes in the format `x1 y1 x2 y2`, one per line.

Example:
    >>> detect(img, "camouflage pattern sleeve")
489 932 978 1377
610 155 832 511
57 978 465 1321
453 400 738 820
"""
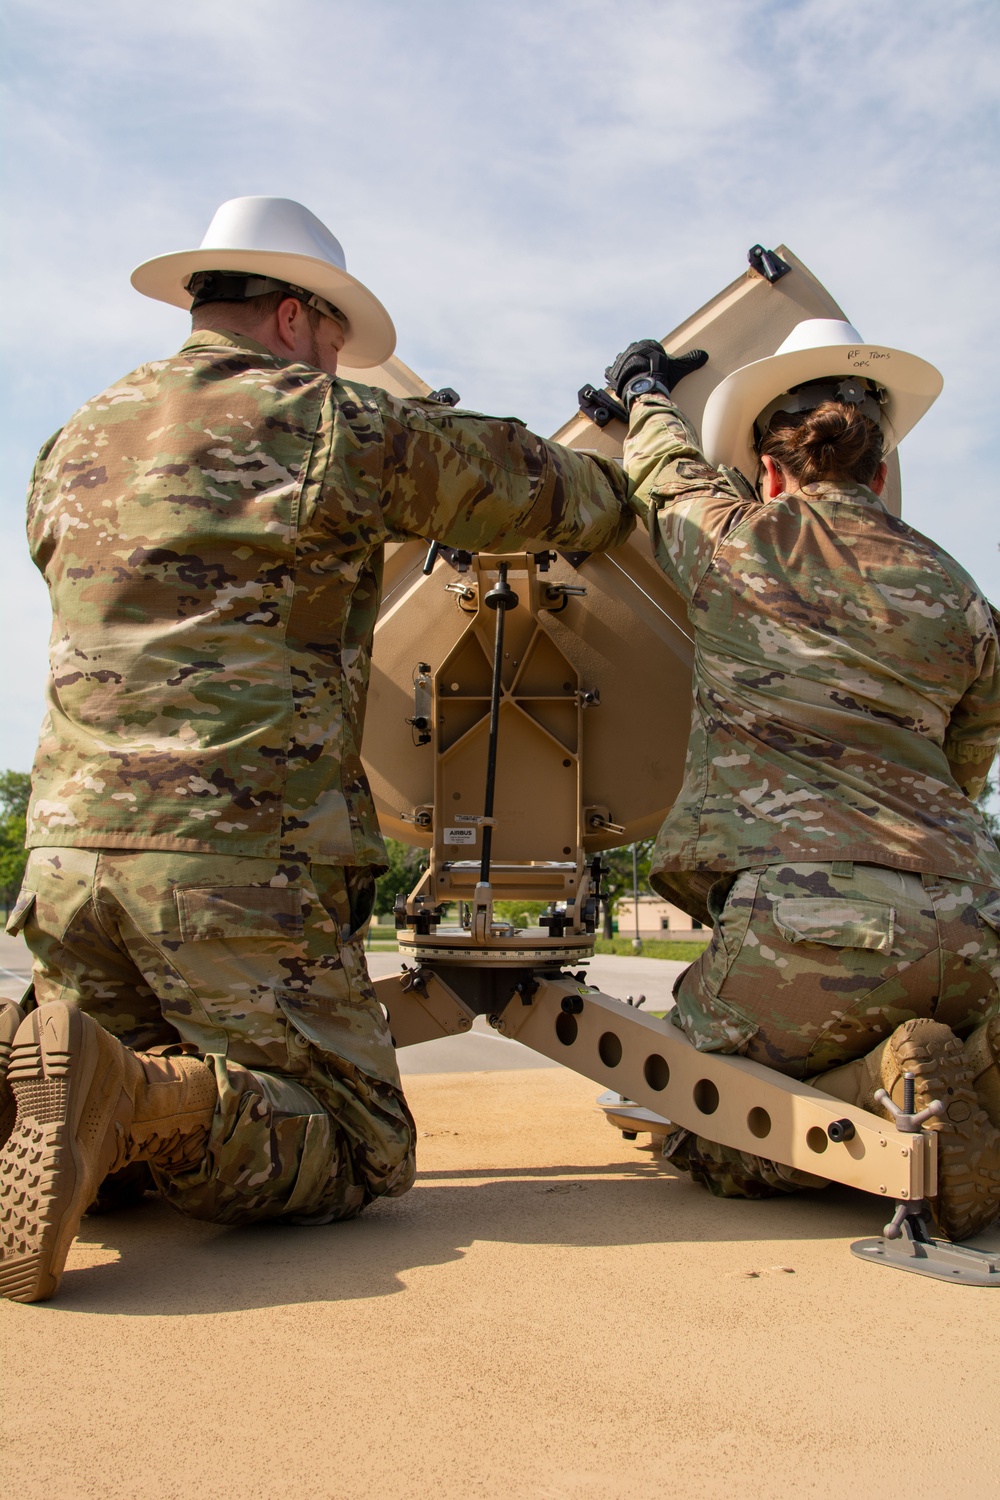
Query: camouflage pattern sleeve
28 429 63 491
622 393 760 604
376 396 633 554
943 599 1000 799
625 383 1000 890
21 337 628 866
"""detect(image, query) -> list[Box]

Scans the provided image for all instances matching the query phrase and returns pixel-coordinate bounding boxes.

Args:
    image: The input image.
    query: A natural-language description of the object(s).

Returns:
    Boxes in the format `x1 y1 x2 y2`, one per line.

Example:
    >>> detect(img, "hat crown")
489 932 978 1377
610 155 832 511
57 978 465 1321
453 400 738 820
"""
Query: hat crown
699 314 942 479
774 319 865 357
199 196 347 273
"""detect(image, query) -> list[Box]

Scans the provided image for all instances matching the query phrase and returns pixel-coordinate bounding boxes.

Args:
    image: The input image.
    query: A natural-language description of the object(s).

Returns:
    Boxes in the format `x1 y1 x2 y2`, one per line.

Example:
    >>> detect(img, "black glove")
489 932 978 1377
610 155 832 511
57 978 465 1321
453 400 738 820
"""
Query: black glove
605 340 708 408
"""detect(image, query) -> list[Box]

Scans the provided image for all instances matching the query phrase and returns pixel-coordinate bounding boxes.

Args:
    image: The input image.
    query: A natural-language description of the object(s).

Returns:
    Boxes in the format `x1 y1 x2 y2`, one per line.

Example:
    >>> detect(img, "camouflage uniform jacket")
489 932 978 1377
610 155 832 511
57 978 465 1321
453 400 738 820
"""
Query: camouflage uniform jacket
26 330 633 864
623 395 1000 894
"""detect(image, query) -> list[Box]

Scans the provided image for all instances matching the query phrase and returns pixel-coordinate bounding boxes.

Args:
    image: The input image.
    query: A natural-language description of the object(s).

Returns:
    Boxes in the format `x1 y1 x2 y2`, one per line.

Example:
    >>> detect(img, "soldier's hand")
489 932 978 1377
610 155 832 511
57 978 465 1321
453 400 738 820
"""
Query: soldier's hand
605 341 708 408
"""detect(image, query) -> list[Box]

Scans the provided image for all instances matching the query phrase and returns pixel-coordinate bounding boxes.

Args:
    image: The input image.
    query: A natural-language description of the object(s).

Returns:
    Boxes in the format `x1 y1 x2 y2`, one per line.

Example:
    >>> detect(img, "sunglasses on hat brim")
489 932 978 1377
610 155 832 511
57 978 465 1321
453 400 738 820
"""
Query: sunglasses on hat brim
753 376 886 448
185 270 349 330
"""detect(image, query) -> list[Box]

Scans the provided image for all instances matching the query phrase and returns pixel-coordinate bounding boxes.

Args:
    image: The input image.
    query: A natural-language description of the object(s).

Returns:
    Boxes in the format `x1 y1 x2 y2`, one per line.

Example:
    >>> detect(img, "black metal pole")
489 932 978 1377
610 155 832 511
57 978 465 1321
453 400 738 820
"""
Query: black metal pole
631 842 642 953
480 562 517 884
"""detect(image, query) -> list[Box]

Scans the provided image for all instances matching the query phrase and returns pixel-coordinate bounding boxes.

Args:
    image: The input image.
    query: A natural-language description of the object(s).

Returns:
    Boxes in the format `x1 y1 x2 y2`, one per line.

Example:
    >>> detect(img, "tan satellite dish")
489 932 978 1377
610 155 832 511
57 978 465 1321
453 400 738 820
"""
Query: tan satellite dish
352 246 903 900
341 255 1000 1284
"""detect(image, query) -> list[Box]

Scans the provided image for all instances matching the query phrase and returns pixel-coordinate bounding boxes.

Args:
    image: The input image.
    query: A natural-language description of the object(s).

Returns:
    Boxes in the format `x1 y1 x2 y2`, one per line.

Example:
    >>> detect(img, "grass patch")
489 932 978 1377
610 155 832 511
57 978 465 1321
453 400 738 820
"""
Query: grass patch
592 938 708 961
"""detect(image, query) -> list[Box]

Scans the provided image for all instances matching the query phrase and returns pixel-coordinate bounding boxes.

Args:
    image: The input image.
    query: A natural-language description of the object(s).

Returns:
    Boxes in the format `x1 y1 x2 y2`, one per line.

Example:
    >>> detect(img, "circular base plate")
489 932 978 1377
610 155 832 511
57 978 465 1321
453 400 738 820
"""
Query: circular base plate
398 925 593 966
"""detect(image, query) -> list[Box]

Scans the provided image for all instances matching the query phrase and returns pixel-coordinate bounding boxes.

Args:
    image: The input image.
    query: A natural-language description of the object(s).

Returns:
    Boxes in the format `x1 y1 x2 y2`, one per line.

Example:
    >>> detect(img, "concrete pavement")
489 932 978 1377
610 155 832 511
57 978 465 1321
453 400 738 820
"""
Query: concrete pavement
3 1064 998 1499
362 950 687 1075
0 933 689 1073
3 933 1000 1497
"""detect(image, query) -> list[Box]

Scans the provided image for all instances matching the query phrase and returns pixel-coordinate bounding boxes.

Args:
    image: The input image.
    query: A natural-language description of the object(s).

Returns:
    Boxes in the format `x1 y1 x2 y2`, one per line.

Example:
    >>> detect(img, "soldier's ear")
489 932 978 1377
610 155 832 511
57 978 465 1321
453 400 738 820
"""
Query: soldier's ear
760 454 785 499
870 462 888 496
274 296 305 354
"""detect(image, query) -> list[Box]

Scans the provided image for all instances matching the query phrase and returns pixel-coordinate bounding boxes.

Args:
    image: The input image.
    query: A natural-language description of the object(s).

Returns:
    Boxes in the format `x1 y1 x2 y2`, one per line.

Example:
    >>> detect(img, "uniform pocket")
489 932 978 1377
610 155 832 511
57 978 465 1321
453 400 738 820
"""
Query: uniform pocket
175 886 304 942
714 868 762 962
975 894 1000 937
671 869 763 1054
5 890 36 936
671 982 760 1054
773 897 895 953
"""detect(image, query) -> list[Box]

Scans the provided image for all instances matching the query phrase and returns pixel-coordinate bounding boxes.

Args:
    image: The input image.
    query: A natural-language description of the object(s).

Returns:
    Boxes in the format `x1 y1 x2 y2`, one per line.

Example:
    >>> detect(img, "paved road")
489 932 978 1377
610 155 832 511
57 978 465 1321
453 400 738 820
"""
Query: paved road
6 928 998 1500
0 931 31 1001
364 950 687 1074
0 932 689 1073
364 949 687 1004
5 1063 998 1500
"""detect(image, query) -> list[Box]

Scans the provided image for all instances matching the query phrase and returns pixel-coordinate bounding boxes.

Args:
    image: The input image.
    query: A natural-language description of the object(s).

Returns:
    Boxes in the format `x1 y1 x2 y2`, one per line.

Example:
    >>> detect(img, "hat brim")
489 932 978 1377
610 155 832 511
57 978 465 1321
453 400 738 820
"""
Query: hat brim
131 248 396 368
701 343 943 481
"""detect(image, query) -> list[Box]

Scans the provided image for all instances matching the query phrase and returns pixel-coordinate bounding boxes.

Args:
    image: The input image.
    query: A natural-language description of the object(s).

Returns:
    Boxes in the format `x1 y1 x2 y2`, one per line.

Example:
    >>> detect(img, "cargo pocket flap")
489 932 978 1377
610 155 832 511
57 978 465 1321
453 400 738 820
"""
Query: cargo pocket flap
175 886 303 942
976 895 1000 936
5 890 35 936
774 897 895 953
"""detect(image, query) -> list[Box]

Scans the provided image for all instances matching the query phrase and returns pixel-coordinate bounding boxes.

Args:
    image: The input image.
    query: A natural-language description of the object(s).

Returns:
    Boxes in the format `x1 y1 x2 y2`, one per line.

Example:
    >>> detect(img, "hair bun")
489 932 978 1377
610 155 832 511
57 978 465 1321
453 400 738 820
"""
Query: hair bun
759 400 883 487
802 405 852 446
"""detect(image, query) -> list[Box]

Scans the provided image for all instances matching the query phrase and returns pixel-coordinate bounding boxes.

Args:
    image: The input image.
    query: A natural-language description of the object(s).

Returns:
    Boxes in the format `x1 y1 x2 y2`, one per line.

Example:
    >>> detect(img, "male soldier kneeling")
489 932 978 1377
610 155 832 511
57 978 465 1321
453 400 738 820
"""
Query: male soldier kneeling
0 196 643 1303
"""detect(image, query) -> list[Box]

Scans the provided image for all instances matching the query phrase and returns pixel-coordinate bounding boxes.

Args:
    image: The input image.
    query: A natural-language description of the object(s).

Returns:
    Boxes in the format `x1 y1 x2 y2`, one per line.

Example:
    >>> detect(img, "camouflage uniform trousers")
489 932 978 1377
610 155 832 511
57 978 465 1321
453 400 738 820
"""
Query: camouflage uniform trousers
663 861 1000 1197
6 847 415 1225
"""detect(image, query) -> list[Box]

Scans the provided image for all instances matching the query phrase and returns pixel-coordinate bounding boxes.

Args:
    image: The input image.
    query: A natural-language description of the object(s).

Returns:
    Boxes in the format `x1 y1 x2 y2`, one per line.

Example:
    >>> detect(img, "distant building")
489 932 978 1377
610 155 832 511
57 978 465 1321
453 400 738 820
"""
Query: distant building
616 894 705 940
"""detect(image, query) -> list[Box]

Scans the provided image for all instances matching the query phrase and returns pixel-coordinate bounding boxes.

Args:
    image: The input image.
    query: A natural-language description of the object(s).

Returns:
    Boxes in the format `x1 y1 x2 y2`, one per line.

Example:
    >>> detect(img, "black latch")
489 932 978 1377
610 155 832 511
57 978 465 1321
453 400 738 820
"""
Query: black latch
424 387 461 406
747 245 791 284
578 384 629 428
423 543 474 576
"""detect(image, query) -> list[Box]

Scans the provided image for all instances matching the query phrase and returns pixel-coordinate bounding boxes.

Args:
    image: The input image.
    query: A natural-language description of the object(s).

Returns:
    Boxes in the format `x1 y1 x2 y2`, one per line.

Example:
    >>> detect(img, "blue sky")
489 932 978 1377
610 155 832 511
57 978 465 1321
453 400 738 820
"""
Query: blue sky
2 0 997 771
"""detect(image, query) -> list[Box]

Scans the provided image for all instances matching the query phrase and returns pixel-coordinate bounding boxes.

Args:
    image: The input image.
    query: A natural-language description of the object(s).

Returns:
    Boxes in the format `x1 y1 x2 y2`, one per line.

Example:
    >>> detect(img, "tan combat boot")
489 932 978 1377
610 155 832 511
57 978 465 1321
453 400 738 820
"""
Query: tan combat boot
857 1018 1000 1241
964 1017 1000 1129
0 1000 26 1148
0 1002 216 1304
85 1161 156 1217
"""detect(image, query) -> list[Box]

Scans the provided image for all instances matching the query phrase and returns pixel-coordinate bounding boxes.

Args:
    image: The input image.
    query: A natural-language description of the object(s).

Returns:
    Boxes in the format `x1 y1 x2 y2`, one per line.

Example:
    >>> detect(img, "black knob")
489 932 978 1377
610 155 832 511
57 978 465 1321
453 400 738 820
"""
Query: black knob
560 995 584 1015
485 577 518 611
827 1118 856 1143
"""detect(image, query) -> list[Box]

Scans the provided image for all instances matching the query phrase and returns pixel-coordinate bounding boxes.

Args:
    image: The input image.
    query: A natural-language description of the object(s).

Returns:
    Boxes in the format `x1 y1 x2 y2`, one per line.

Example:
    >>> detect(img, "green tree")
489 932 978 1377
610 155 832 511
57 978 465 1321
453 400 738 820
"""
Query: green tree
493 900 548 926
977 763 1000 852
598 839 655 939
0 771 31 917
373 837 428 918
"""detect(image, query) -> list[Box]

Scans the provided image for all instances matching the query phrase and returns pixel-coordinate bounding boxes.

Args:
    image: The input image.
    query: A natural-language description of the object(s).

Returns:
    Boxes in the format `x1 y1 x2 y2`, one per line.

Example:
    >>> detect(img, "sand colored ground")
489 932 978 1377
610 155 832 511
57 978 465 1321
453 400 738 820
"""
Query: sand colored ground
2 1053 1000 1499
2 936 999 1495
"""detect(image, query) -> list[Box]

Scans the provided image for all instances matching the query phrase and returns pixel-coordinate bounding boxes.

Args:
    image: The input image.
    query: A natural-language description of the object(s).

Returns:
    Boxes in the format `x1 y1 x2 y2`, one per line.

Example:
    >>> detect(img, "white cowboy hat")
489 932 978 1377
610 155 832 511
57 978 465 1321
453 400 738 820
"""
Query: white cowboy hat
700 318 943 479
131 196 395 367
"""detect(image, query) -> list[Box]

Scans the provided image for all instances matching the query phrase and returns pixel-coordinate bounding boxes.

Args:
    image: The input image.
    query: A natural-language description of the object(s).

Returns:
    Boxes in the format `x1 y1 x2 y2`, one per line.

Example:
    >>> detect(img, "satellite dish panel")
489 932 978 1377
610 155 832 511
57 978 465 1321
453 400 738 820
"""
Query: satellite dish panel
356 247 900 855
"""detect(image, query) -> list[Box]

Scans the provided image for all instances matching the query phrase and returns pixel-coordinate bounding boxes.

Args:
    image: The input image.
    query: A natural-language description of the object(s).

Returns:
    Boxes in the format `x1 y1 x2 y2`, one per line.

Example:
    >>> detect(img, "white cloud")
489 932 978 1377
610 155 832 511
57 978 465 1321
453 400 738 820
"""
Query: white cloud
2 0 999 767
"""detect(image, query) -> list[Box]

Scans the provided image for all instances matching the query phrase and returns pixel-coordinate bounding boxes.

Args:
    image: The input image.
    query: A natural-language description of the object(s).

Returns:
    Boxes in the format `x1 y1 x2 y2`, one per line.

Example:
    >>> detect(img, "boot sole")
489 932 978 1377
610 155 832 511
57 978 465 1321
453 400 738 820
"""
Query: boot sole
890 1022 1000 1241
0 1003 25 1149
0 1006 116 1303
